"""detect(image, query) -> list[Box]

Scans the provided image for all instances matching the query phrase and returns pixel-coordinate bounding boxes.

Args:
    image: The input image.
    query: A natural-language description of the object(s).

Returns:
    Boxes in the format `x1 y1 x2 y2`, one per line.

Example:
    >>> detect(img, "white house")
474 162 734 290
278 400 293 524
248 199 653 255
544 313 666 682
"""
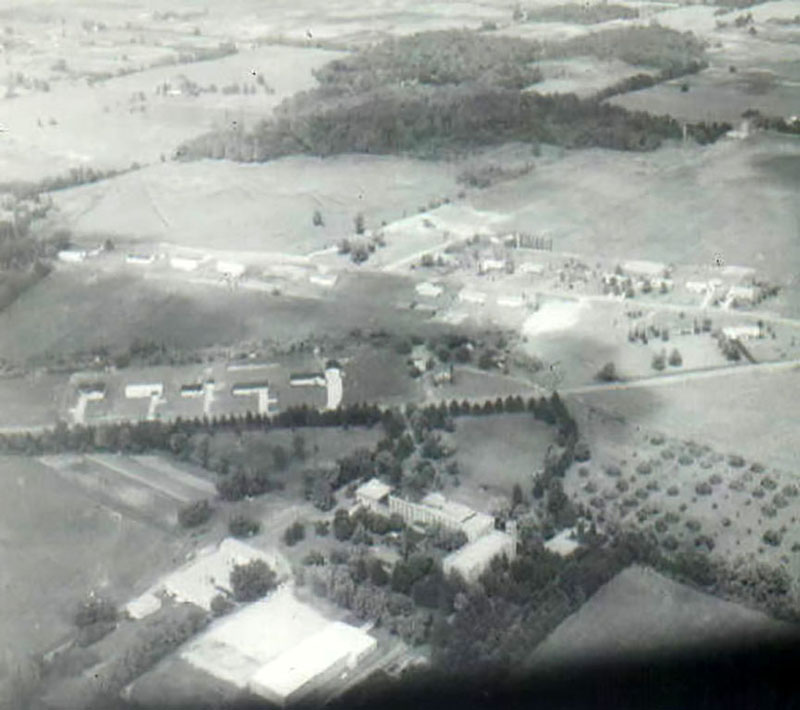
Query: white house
126 253 156 265
415 281 444 298
722 324 761 340
290 373 326 387
726 285 758 305
125 383 164 399
443 530 516 583
479 258 505 274
355 478 392 513
519 262 544 275
544 528 581 558
170 254 206 272
310 273 338 288
458 289 487 305
58 249 87 263
324 367 343 410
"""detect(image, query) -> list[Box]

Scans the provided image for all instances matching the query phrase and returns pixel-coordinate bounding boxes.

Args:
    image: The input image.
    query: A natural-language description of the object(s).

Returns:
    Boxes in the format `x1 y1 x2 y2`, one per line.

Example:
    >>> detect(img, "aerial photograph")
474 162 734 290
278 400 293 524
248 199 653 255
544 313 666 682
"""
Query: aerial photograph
0 0 798 708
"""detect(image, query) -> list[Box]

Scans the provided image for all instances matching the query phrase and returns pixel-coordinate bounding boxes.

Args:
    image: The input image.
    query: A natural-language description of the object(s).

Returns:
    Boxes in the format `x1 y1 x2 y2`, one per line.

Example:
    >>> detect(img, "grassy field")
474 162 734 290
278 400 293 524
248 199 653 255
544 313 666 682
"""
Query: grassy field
447 413 555 509
0 455 178 660
49 154 462 254
467 134 800 298
0 267 429 365
531 564 791 666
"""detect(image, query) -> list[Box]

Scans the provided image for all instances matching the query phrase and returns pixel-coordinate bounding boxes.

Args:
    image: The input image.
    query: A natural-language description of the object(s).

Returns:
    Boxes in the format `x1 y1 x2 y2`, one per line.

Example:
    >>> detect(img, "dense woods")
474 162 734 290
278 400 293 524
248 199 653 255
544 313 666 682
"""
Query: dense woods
176 26 718 164
525 3 639 24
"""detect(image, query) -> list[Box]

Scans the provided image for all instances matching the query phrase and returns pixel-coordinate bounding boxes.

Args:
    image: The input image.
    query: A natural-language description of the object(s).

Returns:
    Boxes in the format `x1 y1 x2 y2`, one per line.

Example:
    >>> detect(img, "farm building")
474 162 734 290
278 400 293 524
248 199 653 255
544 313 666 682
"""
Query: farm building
231 381 270 395
458 289 487 305
622 260 666 278
722 325 761 341
290 372 326 387
685 281 710 294
57 249 88 263
324 367 343 410
310 273 338 288
125 253 156 265
216 260 246 278
77 382 106 400
544 528 581 557
519 262 544 275
180 383 205 398
170 254 206 272
415 281 444 298
355 478 392 513
726 285 758 305
443 530 516 583
125 383 164 399
479 258 505 274
387 492 494 542
248 622 377 706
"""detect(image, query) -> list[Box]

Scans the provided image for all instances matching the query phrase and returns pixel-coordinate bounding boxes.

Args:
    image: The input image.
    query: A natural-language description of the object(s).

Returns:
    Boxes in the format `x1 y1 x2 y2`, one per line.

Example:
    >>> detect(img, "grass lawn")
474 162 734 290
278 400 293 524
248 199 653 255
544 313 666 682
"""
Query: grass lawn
0 455 180 661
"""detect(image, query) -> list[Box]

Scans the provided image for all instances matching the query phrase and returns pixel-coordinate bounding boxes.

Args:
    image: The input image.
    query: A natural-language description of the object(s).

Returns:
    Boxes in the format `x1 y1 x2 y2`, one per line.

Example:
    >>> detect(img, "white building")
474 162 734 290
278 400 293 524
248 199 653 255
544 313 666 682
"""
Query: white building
443 530 516 583
170 254 206 272
126 253 156 265
125 383 164 399
519 262 544 275
415 281 444 298
496 295 525 308
726 285 758 305
310 273 338 288
324 367 343 410
355 478 392 513
77 382 106 401
458 289 487 305
248 622 377 707
180 383 205 398
544 528 581 558
216 261 246 279
622 260 666 278
722 325 761 340
387 492 494 542
290 373 325 387
58 249 87 263
479 259 505 274
685 281 709 294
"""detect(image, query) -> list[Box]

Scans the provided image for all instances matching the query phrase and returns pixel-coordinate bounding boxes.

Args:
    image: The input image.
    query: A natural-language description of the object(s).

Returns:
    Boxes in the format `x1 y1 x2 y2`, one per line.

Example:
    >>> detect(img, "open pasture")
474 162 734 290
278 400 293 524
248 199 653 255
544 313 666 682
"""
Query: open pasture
448 413 555 508
467 134 800 300
51 154 461 255
531 565 791 667
0 455 176 659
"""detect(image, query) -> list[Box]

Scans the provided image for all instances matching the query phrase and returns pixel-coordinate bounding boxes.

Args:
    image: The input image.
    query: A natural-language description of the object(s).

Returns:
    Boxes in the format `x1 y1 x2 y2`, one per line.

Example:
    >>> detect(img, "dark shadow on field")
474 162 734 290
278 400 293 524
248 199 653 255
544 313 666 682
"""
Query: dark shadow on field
751 152 800 185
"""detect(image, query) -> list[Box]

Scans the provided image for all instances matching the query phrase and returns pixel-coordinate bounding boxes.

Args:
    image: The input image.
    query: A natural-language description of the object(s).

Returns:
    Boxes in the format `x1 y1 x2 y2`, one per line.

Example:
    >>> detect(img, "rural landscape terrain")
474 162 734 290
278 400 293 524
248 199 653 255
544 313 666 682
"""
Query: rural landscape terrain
0 0 798 708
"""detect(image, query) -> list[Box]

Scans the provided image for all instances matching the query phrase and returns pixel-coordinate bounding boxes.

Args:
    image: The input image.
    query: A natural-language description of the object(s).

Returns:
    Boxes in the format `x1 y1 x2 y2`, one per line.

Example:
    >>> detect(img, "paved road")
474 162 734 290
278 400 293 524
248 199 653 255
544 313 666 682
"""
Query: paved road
562 357 800 396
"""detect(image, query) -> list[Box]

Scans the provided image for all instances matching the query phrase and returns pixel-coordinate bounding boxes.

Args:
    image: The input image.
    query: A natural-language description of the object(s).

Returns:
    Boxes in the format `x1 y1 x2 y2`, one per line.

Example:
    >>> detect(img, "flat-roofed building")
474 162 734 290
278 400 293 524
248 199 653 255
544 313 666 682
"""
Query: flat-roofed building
248 622 377 707
58 249 87 263
355 478 392 513
387 492 495 542
126 253 156 265
726 285 758 305
722 325 761 341
231 381 270 396
544 528 581 558
497 295 524 308
180 383 205 398
125 383 164 399
324 367 343 410
216 260 246 278
415 281 444 298
290 372 325 387
310 273 338 288
170 254 206 272
77 382 106 400
622 260 666 278
458 289 487 305
443 530 516 583
479 258 505 273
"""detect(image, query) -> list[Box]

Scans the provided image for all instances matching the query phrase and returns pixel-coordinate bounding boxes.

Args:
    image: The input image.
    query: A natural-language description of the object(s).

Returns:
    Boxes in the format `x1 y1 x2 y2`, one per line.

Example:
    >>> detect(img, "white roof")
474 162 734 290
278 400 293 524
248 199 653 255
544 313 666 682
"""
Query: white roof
310 273 338 287
622 260 665 277
497 295 524 308
544 528 581 557
356 478 392 502
443 530 514 574
723 325 760 339
415 281 443 298
461 512 495 540
519 262 544 274
249 622 376 701
125 592 161 619
458 289 487 304
728 285 757 298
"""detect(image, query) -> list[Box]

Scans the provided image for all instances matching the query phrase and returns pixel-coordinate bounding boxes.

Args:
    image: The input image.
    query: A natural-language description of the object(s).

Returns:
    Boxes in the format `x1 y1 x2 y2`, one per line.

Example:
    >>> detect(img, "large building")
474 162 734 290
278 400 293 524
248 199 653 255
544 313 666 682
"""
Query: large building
248 621 377 706
124 383 164 399
442 530 516 583
354 480 495 541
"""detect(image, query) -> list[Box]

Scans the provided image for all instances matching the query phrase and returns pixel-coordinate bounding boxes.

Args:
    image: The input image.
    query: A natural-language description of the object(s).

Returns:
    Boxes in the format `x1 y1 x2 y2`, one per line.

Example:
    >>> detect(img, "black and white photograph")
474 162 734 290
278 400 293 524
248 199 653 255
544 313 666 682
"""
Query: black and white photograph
0 1 798 708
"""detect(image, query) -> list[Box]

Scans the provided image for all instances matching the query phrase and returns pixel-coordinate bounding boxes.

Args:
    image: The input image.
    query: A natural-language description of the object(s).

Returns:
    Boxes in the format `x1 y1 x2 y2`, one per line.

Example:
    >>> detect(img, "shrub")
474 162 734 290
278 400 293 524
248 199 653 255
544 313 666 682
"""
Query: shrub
761 505 777 518
230 559 277 602
668 349 682 367
74 596 117 628
677 454 694 466
721 517 731 527
283 521 306 546
616 479 630 493
303 550 326 566
583 481 598 494
782 484 798 498
685 519 701 532
605 465 622 478
695 482 712 496
315 520 330 536
662 535 679 551
728 455 745 468
660 449 675 460
596 362 618 382
761 477 778 491
210 594 235 617
667 485 680 496
636 461 652 475
574 441 591 462
650 434 665 446
762 530 782 547
655 519 668 533
229 515 260 538
709 473 722 485
578 466 590 478
178 499 213 528
749 462 765 473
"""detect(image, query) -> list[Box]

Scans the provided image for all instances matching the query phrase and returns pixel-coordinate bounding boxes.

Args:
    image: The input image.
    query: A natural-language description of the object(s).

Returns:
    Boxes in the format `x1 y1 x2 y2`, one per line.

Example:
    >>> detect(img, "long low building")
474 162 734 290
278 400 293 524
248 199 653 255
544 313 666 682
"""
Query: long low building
125 383 164 399
443 530 517 583
249 621 377 706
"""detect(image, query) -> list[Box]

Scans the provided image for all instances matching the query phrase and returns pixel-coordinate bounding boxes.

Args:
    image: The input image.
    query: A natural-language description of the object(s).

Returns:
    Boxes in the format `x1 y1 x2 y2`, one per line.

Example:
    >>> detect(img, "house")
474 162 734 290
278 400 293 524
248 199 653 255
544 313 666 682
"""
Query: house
722 324 761 341
442 530 516 583
216 261 246 279
479 258 505 274
58 249 87 263
726 285 758 306
248 622 377 707
544 528 581 558
77 382 106 400
125 383 163 399
496 295 524 308
170 254 206 272
622 260 666 278
685 281 709 294
415 281 444 298
180 383 205 398
126 253 156 265
290 373 326 387
355 478 392 513
519 262 544 275
310 273 338 288
458 289 487 305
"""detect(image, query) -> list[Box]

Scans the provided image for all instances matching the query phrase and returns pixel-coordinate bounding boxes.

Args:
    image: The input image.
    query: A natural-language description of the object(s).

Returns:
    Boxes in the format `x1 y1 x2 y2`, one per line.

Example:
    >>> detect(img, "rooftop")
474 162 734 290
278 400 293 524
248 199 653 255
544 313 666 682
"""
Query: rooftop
544 528 581 557
356 478 392 502
443 530 515 572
